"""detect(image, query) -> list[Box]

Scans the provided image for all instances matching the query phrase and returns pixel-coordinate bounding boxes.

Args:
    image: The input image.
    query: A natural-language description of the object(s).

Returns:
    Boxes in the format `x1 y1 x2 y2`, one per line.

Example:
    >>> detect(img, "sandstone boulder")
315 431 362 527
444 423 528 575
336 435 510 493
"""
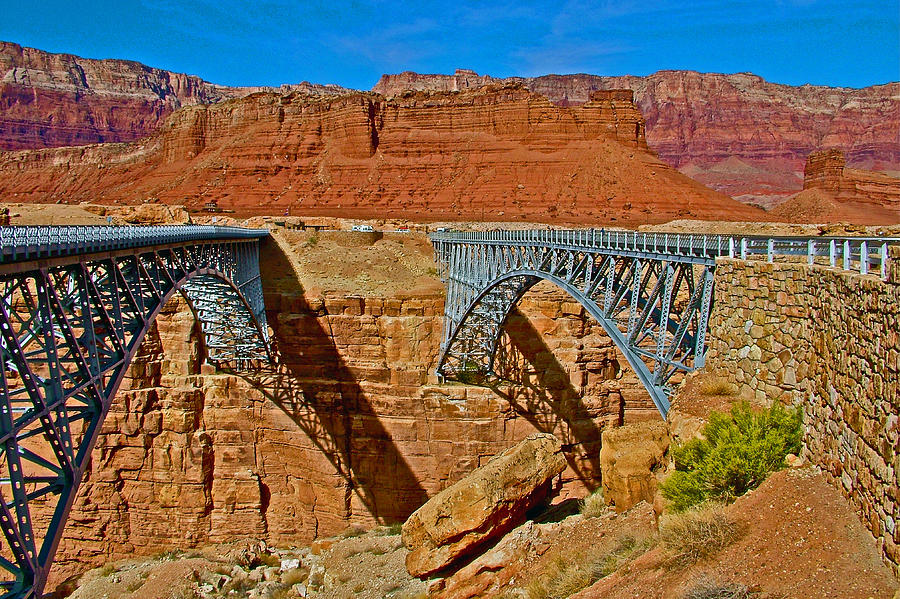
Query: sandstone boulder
401 433 566 578
600 422 669 512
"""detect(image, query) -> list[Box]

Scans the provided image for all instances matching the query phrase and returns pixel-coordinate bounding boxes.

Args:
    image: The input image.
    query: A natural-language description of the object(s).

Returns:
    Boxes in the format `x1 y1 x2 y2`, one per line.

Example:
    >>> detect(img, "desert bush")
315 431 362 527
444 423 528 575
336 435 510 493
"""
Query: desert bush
341 524 368 538
660 401 802 511
525 554 594 599
579 489 606 518
526 533 655 599
682 577 755 598
97 563 117 577
281 566 309 586
659 504 739 568
380 521 403 536
697 377 739 396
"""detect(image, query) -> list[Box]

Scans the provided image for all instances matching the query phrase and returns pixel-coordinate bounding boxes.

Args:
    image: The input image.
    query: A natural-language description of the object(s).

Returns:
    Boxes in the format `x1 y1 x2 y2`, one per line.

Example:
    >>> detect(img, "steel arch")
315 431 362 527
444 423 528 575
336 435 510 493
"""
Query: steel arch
432 231 721 419
0 228 270 598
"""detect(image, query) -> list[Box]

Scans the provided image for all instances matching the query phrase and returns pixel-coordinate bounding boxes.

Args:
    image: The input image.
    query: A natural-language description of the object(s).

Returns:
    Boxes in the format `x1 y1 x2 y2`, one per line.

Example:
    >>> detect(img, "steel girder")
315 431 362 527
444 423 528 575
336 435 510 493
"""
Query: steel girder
432 236 715 419
0 238 269 598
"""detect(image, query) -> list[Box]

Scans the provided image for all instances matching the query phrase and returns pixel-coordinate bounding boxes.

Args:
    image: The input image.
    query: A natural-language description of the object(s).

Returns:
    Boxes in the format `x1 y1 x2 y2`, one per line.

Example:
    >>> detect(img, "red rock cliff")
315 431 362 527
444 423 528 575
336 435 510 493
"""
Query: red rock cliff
375 70 900 204
0 41 351 150
0 84 762 225
44 232 655 590
803 148 900 210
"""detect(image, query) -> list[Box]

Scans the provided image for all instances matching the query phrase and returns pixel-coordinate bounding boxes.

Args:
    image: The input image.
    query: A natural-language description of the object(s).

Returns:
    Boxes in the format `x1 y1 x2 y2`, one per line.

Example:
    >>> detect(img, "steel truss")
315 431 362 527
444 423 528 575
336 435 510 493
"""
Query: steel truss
433 235 713 418
0 226 269 598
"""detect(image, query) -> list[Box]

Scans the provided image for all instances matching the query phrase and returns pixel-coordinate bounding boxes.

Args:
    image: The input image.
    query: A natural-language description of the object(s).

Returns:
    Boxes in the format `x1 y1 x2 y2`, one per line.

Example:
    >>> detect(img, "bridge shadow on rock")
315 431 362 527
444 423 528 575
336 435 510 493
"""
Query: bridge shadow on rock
491 302 628 493
227 236 428 529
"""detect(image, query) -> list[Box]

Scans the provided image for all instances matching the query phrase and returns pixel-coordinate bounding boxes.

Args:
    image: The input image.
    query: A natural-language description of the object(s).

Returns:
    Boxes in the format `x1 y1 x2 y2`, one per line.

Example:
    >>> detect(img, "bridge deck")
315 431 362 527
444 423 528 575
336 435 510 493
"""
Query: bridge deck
1 225 269 265
431 229 900 277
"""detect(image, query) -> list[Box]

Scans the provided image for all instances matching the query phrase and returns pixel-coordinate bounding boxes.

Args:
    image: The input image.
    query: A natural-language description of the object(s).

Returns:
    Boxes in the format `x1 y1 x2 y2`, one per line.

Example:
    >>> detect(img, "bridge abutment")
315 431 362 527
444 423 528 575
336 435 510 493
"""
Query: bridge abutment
704 248 900 574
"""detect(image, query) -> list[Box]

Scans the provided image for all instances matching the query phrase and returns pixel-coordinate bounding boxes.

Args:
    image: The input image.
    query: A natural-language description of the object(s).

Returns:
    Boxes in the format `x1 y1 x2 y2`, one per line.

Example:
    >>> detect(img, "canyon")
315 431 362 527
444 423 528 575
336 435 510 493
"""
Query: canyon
1 40 898 598
44 229 656 590
3 43 898 208
375 69 900 205
0 84 765 225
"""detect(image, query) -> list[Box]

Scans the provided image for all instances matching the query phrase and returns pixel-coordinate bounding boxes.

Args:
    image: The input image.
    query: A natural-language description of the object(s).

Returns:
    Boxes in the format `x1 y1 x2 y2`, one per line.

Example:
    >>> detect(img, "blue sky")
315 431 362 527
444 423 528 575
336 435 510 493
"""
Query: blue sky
3 1 898 89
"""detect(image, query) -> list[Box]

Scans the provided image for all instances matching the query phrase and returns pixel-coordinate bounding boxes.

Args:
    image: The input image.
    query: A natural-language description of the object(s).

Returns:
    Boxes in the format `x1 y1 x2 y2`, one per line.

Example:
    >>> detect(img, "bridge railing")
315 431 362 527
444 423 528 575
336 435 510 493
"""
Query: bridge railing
0 225 269 264
430 229 900 279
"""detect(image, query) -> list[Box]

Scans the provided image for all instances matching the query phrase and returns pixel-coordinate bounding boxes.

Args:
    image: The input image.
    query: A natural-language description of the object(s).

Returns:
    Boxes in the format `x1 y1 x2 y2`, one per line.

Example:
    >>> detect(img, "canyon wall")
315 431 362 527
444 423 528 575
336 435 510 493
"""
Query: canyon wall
46 231 655 590
0 84 762 225
4 42 897 206
803 148 900 210
0 41 351 150
375 70 900 203
704 250 900 574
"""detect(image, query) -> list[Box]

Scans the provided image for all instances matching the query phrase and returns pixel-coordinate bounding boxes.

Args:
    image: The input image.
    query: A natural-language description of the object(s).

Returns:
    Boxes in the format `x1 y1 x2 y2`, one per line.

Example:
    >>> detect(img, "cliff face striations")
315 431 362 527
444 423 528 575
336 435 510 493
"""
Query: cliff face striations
0 41 351 150
803 148 900 209
45 231 655 589
0 84 762 224
375 70 900 204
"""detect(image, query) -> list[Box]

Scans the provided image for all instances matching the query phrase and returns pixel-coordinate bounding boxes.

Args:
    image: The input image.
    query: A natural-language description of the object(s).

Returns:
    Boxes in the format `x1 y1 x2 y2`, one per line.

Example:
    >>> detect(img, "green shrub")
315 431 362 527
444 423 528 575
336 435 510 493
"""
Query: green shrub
660 401 802 511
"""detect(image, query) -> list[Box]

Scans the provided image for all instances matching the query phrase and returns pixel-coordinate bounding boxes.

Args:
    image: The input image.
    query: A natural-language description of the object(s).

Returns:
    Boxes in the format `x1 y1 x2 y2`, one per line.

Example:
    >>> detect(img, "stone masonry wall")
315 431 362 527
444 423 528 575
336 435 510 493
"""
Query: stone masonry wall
705 248 900 573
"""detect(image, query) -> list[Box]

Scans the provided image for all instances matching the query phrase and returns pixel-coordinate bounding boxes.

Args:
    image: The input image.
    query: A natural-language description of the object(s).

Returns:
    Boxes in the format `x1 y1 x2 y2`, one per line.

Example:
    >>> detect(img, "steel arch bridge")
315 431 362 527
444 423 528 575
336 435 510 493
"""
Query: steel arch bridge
0 225 270 598
431 229 896 419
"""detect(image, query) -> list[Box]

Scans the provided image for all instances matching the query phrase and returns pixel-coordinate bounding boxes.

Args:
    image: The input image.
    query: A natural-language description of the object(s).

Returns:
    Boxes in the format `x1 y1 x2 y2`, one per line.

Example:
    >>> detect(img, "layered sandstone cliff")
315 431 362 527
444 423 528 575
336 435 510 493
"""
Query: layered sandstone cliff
803 148 900 209
0 84 762 224
375 70 900 204
45 231 654 589
0 41 351 150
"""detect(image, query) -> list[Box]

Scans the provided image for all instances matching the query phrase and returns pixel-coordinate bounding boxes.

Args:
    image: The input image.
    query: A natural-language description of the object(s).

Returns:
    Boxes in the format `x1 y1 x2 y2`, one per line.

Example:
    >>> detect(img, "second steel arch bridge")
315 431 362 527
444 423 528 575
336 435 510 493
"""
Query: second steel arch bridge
431 229 897 418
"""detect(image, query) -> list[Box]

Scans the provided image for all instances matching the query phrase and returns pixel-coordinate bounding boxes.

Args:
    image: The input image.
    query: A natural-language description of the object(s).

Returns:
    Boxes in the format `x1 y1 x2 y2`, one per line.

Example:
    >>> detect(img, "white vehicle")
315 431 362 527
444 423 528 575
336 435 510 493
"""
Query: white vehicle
351 224 375 232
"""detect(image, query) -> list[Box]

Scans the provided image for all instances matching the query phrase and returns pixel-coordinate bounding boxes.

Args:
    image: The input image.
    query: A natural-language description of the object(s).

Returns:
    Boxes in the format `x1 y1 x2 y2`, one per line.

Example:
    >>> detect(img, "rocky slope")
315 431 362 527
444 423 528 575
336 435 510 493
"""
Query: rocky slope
375 70 900 204
0 41 350 150
0 84 763 225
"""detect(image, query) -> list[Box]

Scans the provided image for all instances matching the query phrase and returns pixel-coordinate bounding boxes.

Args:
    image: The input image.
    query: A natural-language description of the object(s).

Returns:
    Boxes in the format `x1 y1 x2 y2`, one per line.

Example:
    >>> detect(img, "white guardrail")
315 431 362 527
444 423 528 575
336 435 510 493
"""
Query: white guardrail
430 229 900 279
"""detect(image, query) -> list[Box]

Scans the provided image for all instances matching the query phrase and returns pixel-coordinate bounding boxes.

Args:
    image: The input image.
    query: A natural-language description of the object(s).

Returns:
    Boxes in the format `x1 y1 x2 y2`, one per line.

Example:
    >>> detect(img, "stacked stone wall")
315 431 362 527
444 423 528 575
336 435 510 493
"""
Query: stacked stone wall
705 249 900 573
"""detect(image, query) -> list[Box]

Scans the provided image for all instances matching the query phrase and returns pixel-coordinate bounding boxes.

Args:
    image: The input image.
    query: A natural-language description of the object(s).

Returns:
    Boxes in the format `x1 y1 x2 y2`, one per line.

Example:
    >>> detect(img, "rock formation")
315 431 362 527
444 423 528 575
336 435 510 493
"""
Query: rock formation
0 83 763 225
599 421 669 512
43 231 653 591
4 41 897 207
803 148 900 209
0 41 351 150
401 433 566 578
375 70 900 204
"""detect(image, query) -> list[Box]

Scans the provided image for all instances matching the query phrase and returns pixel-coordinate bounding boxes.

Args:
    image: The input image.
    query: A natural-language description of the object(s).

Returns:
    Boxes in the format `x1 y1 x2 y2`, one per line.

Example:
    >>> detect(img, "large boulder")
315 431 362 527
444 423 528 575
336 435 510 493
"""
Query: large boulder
599 421 669 512
401 433 567 578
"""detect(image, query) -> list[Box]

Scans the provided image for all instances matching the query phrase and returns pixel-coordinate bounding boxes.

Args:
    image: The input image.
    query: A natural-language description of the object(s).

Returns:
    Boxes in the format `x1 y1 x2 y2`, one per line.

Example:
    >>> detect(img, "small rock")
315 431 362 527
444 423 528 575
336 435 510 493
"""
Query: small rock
307 563 325 589
293 582 308 597
280 558 301 571
786 453 806 468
